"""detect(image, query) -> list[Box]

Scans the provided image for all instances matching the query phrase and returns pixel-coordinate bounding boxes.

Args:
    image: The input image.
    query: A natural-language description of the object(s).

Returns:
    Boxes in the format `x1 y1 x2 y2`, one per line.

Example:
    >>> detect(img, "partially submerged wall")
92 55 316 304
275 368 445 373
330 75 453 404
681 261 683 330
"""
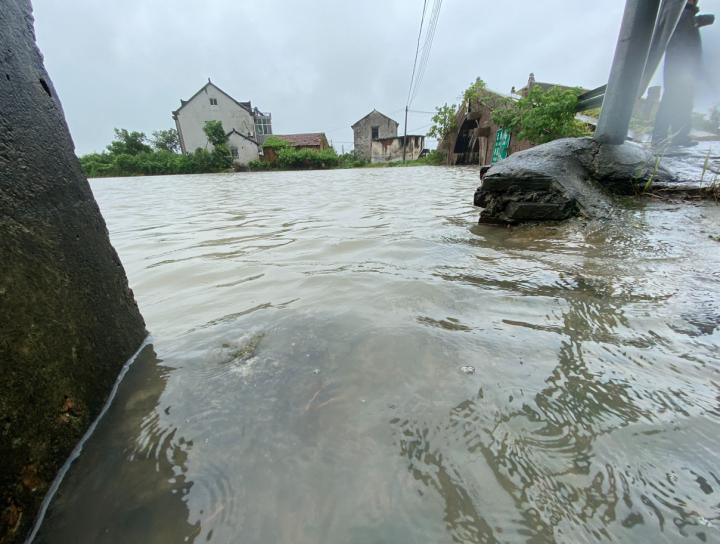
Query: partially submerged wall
0 2 147 542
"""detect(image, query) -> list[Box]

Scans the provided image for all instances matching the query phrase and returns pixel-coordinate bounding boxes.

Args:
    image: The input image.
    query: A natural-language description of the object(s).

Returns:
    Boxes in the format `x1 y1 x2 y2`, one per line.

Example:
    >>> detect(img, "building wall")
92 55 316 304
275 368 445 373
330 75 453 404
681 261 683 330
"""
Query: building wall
370 136 424 163
445 98 533 166
353 111 398 160
175 83 256 153
227 132 260 165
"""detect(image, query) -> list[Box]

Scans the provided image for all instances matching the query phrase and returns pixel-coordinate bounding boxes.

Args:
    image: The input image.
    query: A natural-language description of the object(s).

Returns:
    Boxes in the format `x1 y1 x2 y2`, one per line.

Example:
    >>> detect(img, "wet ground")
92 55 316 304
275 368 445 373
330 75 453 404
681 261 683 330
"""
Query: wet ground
33 166 720 543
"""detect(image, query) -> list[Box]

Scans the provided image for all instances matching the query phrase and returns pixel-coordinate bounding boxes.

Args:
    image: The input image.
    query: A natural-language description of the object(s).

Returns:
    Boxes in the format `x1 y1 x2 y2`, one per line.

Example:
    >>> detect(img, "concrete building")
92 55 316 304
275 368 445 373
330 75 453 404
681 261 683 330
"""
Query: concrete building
172 79 272 164
351 109 399 160
227 129 262 164
370 135 425 163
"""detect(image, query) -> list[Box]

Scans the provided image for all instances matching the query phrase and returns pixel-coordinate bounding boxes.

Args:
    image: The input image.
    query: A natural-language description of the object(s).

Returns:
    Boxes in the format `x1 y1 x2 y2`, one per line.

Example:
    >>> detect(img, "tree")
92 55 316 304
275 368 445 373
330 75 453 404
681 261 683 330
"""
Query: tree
203 120 228 148
202 120 232 169
491 85 590 144
106 128 152 155
462 78 487 109
151 129 180 153
427 103 458 140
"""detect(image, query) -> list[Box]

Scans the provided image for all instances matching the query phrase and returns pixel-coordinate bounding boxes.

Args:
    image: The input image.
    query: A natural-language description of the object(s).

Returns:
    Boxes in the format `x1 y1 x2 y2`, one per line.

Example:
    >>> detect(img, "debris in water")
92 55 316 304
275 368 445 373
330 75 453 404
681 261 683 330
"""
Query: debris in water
312 368 320 375
460 365 475 375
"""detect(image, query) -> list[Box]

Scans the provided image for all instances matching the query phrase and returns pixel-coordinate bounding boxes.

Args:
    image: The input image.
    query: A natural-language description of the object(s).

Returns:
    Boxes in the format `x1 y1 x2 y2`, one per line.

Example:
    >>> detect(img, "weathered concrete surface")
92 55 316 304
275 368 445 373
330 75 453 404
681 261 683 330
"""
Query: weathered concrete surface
474 137 676 224
0 2 147 542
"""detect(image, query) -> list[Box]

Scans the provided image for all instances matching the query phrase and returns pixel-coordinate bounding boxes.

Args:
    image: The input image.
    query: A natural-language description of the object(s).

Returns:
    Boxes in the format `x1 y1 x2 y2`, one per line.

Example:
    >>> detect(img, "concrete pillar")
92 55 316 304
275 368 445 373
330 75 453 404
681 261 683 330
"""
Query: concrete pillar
595 0 661 144
0 1 147 542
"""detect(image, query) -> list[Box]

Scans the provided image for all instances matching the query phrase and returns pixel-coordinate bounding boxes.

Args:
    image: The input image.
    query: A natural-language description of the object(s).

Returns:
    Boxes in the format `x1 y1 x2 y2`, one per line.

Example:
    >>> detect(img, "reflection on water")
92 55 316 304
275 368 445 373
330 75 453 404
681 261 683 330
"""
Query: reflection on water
36 167 720 542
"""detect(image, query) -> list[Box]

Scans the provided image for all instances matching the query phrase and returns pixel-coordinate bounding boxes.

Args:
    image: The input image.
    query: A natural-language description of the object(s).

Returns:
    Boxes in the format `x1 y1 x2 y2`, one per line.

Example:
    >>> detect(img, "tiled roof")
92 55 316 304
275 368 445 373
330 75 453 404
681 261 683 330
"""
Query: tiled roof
273 133 327 147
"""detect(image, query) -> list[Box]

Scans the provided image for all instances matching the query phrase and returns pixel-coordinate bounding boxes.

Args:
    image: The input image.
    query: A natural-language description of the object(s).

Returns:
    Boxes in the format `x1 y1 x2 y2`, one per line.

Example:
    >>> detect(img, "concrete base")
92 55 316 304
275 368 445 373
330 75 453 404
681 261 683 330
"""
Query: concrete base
474 137 675 224
1 2 146 542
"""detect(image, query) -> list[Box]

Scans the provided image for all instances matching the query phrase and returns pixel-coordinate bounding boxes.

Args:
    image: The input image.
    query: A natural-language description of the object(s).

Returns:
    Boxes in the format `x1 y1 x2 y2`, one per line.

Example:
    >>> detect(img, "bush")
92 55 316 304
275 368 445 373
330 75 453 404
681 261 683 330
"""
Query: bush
78 147 234 178
416 149 445 165
248 159 271 171
275 147 340 169
492 85 590 144
337 150 368 168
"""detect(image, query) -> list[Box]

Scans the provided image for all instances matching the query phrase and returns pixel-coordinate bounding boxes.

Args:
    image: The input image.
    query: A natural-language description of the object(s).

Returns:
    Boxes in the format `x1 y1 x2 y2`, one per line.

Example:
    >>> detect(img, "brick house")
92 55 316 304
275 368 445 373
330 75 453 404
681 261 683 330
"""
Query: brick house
262 133 330 162
443 89 533 166
351 110 399 160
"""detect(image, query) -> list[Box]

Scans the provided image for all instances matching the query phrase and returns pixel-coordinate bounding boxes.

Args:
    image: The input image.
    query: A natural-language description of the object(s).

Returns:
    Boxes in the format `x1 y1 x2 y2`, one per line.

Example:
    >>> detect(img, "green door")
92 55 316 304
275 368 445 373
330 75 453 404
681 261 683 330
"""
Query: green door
491 128 511 163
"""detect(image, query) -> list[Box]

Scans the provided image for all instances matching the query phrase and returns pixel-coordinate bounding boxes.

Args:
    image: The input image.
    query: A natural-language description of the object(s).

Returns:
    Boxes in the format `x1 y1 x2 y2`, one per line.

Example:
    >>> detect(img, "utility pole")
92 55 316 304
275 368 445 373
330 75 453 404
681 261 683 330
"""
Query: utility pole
403 105 409 162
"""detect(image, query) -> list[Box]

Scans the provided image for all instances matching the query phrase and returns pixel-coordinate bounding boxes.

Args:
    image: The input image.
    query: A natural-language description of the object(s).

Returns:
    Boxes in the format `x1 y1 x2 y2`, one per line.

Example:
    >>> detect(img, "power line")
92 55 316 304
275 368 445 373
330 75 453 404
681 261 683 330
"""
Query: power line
411 0 443 105
406 0 428 107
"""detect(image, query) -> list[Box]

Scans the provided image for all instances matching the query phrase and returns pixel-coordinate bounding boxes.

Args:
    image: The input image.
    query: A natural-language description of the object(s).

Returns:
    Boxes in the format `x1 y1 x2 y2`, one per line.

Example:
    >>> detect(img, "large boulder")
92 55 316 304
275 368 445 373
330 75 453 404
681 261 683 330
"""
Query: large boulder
474 137 675 224
0 2 146 542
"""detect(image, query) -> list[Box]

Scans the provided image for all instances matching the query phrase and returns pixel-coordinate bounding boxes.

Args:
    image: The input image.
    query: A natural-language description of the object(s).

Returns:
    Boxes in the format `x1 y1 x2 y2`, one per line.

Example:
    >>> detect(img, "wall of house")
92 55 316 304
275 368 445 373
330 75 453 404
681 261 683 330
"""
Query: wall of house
176 83 256 153
353 112 398 160
227 133 259 165
370 136 424 163
445 99 533 166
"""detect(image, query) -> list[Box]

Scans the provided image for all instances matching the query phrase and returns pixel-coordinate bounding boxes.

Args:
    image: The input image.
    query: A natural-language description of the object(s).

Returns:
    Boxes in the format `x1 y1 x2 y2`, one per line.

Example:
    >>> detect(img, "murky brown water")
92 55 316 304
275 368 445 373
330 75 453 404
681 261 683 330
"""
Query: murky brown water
34 167 720 543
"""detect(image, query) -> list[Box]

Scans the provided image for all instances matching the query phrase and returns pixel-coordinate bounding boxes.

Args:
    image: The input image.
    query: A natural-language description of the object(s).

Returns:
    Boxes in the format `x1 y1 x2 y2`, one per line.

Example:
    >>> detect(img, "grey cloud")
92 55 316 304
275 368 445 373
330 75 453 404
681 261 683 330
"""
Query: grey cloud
30 0 719 155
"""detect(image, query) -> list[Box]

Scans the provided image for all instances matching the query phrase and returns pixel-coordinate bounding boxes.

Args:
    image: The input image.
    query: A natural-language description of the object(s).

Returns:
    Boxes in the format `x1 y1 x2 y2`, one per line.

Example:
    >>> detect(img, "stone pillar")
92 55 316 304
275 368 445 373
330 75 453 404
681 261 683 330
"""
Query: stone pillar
0 2 147 542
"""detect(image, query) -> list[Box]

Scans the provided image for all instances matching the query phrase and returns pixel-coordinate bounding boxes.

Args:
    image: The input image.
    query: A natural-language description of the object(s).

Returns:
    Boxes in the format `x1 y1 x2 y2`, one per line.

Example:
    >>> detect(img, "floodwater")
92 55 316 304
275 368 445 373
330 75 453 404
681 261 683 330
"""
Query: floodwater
35 167 720 543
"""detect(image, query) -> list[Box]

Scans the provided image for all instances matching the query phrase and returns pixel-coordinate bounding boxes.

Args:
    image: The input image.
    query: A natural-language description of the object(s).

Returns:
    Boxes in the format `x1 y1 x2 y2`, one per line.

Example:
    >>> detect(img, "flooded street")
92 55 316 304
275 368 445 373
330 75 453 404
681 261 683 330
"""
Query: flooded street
35 166 720 543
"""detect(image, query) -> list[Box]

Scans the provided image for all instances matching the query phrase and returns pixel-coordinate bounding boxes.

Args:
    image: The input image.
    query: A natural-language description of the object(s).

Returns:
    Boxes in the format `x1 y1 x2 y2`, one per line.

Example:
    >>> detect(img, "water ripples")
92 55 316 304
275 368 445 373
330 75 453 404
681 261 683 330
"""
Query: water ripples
35 167 720 543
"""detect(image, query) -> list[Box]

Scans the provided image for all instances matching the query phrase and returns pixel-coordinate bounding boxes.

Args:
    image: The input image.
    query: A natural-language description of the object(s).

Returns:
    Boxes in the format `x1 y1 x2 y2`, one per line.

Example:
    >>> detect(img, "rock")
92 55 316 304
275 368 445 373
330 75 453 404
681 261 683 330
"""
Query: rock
474 137 676 224
0 2 146 542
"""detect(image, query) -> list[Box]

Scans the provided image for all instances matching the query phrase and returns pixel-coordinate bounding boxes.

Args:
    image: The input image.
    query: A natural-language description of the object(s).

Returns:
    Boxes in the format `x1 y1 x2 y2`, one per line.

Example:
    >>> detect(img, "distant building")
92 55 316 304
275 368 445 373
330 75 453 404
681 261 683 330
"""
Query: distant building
172 79 272 164
443 88 533 166
262 133 330 162
273 133 330 150
351 110 399 160
226 129 262 164
253 107 273 145
515 72 588 97
370 135 425 163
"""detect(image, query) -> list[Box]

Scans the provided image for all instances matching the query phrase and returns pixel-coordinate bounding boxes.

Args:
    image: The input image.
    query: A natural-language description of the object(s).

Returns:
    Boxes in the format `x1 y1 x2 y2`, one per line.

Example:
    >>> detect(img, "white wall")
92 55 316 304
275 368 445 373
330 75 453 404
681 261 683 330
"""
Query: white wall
227 132 259 165
370 136 424 163
176 83 256 153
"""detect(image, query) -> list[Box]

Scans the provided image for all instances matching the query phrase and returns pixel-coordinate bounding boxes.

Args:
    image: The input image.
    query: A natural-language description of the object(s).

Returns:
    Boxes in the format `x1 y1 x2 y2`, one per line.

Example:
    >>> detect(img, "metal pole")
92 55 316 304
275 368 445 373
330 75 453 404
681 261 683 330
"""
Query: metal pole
595 0 661 144
403 105 408 162
639 0 686 95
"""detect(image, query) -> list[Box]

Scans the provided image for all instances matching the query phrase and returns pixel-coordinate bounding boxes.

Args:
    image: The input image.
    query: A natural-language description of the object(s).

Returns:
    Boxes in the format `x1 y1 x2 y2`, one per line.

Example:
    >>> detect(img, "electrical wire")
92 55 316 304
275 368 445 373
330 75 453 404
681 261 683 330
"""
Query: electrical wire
410 0 443 106
406 0 429 108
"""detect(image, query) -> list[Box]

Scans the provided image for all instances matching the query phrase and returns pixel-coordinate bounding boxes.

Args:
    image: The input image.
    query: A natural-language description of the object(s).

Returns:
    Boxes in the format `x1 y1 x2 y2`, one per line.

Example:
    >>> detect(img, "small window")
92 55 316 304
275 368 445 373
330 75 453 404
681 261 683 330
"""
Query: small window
230 146 239 159
209 97 218 106
371 126 379 140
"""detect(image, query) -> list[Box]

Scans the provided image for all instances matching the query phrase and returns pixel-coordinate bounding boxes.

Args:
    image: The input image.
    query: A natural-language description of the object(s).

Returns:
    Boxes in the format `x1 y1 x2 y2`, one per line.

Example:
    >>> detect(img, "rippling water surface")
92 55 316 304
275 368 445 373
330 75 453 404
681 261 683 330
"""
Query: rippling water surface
36 167 720 543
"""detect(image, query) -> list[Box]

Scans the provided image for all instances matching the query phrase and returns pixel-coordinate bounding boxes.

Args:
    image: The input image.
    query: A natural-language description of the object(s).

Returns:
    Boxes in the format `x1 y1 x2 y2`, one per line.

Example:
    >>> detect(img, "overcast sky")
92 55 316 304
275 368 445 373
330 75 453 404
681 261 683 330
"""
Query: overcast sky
31 0 720 155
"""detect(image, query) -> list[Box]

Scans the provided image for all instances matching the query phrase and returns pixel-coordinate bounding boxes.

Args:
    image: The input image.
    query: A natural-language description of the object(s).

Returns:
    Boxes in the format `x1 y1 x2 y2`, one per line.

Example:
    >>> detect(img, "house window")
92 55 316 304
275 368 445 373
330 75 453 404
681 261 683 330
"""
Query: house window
230 146 239 159
209 97 218 106
371 126 379 140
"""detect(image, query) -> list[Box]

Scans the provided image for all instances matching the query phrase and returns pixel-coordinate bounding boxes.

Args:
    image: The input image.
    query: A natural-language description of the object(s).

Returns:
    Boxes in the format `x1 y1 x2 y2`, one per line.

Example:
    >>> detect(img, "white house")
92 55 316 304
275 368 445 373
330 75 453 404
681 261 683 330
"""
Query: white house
172 79 272 164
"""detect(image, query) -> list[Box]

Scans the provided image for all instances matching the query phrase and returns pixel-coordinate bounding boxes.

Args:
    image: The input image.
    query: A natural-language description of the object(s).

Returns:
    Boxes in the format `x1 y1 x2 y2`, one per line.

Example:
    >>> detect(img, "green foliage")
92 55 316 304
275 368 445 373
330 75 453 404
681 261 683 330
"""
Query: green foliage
337 150 369 168
79 147 232 178
416 149 444 165
248 159 272 171
151 129 180 153
462 78 487 106
276 147 339 169
261 136 291 150
203 120 227 147
428 103 458 140
106 128 152 155
491 85 590 144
